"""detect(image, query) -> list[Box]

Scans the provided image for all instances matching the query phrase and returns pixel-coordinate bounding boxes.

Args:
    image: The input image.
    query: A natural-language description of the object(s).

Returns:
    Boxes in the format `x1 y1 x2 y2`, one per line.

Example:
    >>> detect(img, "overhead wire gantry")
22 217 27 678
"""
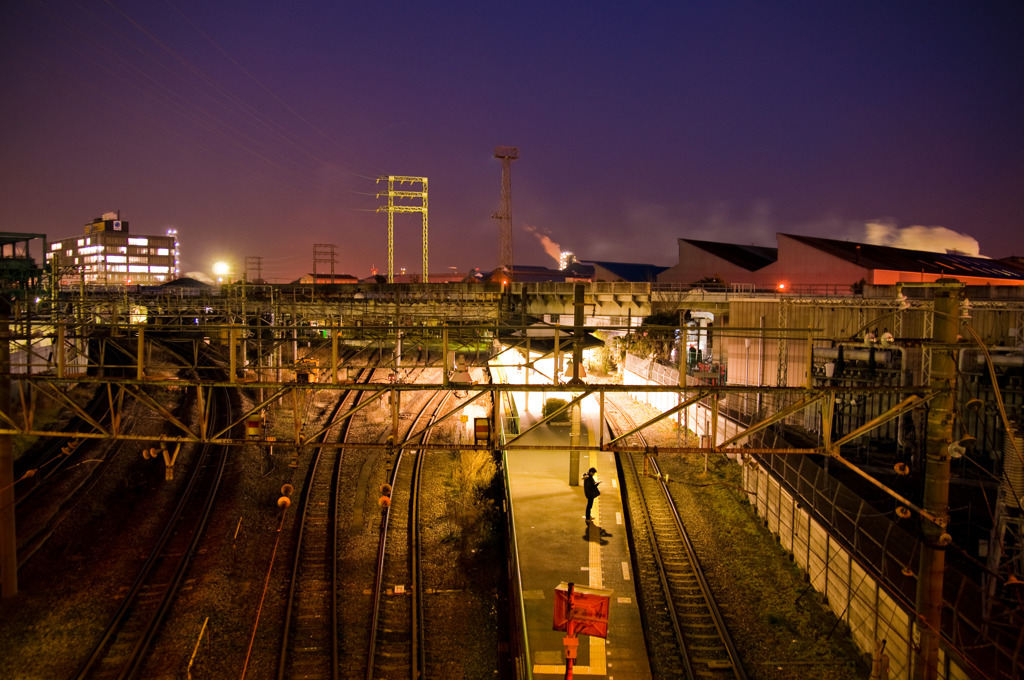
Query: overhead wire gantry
376 176 428 283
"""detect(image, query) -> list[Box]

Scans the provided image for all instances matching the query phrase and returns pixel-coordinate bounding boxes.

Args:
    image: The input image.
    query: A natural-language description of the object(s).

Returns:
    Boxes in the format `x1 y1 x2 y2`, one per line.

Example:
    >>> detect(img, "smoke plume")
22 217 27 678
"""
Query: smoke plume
864 222 982 257
522 224 563 267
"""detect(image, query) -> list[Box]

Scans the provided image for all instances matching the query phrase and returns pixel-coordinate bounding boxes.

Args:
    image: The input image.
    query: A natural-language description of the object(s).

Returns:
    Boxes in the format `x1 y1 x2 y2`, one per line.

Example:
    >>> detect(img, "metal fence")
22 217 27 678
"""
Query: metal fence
746 446 1022 680
622 352 1023 680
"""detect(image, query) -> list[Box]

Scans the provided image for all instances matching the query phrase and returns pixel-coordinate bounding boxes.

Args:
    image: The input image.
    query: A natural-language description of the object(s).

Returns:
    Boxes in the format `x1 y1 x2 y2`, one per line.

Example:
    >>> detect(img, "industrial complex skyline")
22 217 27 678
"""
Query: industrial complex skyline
2 2 1022 281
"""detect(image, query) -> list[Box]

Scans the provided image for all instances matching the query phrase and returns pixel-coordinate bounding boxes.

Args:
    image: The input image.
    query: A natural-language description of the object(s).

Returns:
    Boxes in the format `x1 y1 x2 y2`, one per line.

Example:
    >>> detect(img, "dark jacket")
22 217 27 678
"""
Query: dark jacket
583 474 600 499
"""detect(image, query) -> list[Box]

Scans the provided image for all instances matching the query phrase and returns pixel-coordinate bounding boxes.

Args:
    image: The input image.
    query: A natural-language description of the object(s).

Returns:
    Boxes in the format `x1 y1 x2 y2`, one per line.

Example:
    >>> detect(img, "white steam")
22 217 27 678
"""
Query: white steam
864 222 982 257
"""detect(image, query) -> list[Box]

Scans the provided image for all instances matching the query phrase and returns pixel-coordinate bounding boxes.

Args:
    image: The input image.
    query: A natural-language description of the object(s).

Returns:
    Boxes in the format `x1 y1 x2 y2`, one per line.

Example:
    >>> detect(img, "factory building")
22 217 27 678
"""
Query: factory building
659 233 1024 291
46 212 178 289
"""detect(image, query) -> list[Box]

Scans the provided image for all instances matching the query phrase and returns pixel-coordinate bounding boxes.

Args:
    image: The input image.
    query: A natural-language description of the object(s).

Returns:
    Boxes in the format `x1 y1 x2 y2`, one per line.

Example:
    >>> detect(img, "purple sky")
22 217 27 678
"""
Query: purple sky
2 2 1022 282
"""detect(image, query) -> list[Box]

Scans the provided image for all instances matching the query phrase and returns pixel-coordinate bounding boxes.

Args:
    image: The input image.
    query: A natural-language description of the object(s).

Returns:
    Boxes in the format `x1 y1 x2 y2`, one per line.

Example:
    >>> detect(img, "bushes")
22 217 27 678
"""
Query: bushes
543 398 570 422
445 450 498 559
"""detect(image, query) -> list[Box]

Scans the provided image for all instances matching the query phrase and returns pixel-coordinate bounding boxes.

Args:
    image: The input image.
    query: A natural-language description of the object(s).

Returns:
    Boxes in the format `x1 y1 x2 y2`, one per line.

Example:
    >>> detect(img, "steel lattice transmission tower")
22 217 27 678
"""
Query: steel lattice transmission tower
244 256 263 283
492 146 518 278
376 176 428 283
313 243 337 283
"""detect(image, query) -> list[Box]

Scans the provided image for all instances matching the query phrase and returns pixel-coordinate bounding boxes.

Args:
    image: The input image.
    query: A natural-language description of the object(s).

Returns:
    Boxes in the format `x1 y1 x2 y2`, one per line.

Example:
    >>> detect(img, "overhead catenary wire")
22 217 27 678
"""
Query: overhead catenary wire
21 0 328 186
22 0 384 202
161 0 383 182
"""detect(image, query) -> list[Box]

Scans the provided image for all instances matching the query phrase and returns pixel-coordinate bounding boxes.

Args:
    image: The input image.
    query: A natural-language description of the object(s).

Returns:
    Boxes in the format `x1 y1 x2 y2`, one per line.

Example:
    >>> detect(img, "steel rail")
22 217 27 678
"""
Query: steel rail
609 399 747 680
365 382 451 680
72 396 230 679
71 343 232 680
277 367 370 680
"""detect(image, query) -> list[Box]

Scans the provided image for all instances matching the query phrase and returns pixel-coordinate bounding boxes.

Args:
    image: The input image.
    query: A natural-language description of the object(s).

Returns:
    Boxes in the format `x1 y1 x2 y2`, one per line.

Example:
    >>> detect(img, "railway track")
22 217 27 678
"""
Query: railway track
607 398 748 680
365 382 452 680
70 349 233 680
13 386 106 509
16 339 194 568
14 346 125 565
277 367 372 680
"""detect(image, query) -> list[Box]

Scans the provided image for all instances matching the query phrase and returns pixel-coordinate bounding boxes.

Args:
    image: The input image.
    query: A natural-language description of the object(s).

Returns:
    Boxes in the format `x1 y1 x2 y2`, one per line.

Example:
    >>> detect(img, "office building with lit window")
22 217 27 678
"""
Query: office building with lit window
46 212 179 289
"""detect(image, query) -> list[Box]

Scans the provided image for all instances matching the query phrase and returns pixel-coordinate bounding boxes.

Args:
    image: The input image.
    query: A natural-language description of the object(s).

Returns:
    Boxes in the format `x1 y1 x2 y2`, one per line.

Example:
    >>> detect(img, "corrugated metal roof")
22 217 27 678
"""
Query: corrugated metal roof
782 234 1024 280
582 260 668 282
681 239 778 271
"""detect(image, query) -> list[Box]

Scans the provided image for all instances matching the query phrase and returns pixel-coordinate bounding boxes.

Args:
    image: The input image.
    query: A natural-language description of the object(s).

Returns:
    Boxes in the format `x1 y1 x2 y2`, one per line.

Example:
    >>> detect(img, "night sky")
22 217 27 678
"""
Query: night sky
2 2 1022 282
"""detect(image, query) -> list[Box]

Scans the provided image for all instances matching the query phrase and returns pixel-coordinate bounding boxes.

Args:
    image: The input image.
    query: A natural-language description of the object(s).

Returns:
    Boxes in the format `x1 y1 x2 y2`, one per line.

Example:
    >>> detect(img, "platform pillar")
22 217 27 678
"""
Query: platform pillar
569 403 581 487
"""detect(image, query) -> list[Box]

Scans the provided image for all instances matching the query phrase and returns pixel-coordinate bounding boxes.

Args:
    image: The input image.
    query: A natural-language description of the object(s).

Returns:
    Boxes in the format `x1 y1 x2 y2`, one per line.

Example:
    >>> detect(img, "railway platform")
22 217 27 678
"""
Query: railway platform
506 408 652 679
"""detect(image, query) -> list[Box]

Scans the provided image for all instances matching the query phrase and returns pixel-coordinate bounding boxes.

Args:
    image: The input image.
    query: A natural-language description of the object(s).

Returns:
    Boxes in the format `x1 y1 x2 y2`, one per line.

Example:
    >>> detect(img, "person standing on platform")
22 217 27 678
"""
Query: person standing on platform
583 467 601 520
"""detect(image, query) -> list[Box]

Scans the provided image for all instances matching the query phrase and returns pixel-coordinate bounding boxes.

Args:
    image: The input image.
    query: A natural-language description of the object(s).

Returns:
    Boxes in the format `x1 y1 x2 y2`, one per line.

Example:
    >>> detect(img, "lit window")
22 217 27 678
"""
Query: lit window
157 248 169 256
106 255 127 263
129 265 148 273
150 265 170 273
128 237 149 246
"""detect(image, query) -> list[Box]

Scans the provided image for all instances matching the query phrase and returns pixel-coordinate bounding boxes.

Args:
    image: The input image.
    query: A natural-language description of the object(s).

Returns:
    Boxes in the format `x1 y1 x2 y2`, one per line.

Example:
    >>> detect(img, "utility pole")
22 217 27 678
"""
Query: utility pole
913 282 960 680
492 146 518 278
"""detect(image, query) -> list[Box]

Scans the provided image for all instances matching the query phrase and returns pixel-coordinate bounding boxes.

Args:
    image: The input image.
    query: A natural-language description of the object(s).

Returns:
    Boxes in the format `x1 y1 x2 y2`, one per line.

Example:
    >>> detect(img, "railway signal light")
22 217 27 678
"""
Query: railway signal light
142 444 180 480
278 483 294 509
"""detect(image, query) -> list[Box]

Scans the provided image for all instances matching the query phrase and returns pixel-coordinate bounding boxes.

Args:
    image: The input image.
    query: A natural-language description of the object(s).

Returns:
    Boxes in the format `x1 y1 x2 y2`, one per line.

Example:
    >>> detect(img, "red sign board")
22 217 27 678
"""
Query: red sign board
553 582 611 639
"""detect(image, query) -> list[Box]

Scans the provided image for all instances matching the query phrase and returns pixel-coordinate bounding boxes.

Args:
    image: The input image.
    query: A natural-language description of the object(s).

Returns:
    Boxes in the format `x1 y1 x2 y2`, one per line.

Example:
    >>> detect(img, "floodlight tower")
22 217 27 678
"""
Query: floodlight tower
492 146 519 278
